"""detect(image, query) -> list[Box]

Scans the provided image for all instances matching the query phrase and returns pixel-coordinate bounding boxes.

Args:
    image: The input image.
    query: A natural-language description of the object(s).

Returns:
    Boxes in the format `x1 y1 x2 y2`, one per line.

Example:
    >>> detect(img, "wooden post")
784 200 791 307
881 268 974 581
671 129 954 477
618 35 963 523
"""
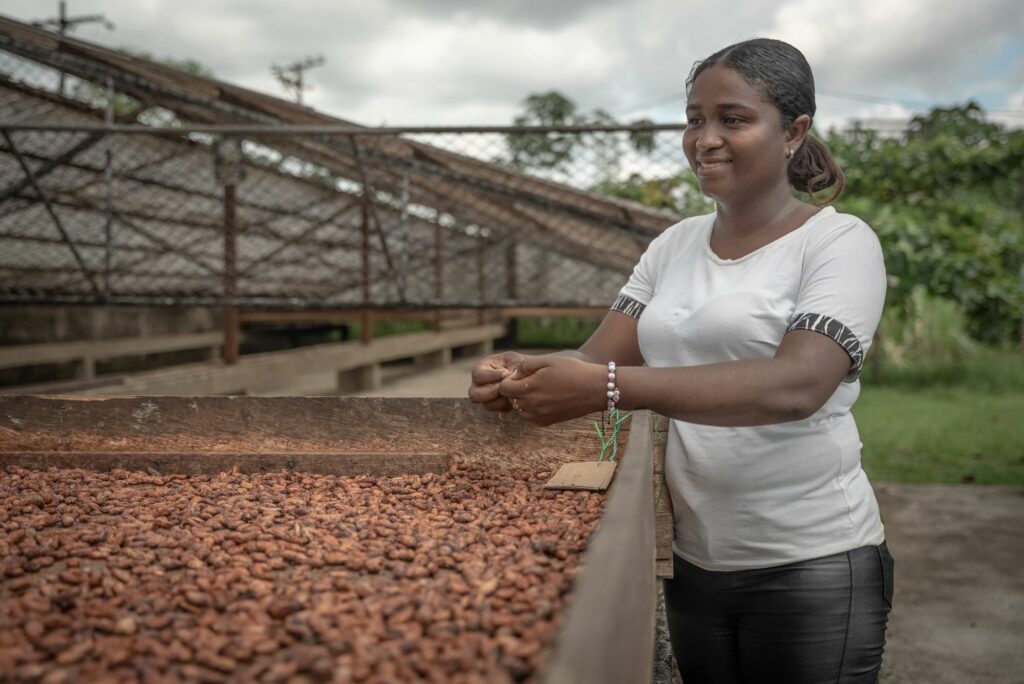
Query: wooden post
434 223 444 331
505 241 517 301
361 199 373 344
222 184 239 364
217 138 243 365
477 232 486 325
506 240 518 344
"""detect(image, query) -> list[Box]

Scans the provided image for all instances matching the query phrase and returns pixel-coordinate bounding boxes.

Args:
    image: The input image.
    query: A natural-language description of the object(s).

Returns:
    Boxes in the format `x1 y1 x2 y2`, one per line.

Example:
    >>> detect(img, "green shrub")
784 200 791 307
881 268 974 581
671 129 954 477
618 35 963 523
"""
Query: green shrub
878 286 975 368
514 317 601 348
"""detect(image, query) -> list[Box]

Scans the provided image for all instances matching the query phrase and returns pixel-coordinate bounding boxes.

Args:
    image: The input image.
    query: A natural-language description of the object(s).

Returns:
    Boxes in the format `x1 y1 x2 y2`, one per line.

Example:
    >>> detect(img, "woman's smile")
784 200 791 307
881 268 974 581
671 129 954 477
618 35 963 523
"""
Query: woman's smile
695 158 732 177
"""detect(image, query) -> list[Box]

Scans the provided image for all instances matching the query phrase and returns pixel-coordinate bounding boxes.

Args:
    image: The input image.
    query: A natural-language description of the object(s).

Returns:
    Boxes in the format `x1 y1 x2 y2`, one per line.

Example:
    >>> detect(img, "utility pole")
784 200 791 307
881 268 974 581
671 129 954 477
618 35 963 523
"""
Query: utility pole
32 1 114 95
271 55 325 105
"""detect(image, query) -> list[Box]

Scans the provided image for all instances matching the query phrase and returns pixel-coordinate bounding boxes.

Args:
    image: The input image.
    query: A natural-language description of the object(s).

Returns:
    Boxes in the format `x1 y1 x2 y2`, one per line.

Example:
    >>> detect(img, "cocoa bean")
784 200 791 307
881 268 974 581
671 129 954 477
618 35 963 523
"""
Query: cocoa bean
55 638 92 665
267 599 303 619
0 464 604 683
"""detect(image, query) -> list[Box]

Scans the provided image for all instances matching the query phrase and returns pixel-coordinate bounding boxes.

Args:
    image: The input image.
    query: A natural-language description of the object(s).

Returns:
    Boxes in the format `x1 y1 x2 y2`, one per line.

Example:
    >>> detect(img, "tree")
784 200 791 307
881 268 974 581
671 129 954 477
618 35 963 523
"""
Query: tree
507 91 581 170
827 103 1024 344
505 91 661 177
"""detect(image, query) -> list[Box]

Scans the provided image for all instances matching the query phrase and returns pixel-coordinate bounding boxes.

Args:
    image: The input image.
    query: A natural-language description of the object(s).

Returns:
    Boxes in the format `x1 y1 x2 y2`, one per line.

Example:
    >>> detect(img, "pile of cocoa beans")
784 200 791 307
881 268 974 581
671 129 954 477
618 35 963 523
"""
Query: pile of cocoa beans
0 464 605 683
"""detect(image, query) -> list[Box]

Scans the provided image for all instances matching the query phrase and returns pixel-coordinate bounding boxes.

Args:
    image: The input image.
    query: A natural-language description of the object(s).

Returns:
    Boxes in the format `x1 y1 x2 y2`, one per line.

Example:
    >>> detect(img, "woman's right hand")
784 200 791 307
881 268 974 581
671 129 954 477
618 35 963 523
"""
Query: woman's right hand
468 351 527 413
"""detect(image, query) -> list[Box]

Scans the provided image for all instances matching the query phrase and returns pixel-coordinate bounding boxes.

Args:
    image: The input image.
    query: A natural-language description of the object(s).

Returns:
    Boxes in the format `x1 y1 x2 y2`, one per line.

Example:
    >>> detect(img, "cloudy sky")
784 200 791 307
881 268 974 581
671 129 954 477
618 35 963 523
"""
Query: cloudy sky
3 0 1023 131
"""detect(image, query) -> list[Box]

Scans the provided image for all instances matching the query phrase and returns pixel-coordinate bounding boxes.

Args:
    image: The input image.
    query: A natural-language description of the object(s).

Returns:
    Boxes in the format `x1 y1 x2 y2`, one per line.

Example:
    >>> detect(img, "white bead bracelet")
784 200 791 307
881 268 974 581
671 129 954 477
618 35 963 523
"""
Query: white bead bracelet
606 361 620 412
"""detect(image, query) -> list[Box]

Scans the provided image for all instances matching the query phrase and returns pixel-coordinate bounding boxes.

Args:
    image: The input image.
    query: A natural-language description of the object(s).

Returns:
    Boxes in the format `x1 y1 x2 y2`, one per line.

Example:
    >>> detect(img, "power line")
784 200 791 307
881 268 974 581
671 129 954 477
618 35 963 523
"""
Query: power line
817 87 1024 118
271 55 325 105
31 1 115 33
31 1 114 96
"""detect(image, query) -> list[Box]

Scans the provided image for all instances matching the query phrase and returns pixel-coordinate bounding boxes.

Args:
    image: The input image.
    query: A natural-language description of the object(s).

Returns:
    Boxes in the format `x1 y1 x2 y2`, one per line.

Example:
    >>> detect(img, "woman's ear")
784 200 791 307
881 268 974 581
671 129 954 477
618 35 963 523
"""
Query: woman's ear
786 114 812 149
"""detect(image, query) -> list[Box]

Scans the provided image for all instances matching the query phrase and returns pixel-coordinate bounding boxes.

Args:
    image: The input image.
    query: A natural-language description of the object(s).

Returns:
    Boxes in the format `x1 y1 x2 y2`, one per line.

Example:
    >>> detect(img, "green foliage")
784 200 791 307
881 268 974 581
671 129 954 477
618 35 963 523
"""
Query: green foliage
74 48 216 119
827 103 1024 344
117 48 216 78
594 171 713 216
508 91 581 170
877 286 976 368
866 344 1024 395
628 119 657 154
505 91 659 175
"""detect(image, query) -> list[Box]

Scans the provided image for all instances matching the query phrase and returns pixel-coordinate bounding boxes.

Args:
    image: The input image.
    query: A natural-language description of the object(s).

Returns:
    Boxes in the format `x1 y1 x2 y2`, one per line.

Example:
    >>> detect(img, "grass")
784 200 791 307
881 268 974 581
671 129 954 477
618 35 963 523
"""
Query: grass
856 345 1024 485
854 385 1024 485
865 345 1024 394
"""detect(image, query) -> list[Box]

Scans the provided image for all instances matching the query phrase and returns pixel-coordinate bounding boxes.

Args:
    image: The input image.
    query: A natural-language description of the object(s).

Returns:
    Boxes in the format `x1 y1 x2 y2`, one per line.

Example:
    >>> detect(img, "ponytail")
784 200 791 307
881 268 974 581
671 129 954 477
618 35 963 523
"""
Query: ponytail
788 134 844 205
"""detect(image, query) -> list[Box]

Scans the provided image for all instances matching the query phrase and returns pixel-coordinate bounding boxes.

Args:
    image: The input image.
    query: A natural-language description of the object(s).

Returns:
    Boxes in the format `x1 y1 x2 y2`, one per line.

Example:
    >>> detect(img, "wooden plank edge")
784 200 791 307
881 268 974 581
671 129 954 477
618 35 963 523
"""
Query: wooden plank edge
541 410 655 684
652 415 675 580
0 451 449 477
656 559 674 579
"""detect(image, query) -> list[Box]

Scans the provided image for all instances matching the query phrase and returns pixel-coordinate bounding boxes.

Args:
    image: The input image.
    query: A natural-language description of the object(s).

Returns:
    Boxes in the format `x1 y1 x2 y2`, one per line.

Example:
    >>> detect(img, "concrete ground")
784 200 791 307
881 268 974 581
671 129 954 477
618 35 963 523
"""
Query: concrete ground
349 357 1024 683
874 483 1023 683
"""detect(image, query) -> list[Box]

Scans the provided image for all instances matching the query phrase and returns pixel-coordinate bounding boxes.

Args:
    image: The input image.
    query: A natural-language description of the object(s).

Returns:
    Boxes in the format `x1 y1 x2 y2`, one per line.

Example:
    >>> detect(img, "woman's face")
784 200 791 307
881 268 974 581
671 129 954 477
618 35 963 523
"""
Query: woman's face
682 64 792 206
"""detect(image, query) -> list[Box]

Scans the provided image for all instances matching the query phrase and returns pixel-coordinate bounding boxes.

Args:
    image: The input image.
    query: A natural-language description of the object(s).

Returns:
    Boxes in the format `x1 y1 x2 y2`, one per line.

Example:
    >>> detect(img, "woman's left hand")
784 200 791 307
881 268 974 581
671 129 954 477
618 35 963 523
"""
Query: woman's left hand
498 355 608 426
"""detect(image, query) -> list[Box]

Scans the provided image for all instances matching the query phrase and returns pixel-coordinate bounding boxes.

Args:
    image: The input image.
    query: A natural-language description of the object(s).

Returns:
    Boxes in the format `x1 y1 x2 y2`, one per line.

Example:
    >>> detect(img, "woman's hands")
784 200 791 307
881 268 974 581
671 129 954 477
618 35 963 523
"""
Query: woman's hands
467 351 526 413
468 353 607 426
468 310 643 425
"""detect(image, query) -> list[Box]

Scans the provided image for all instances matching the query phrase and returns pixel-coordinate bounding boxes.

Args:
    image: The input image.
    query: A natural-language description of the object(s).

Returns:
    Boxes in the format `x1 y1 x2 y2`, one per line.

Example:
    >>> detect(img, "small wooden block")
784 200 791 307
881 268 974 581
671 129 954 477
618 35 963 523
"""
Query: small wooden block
544 461 617 491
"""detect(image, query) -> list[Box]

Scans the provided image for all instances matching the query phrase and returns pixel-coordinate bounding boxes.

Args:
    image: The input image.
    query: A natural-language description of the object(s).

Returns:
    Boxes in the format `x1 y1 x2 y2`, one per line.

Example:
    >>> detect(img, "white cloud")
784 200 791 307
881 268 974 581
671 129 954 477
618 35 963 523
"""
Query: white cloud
988 90 1024 130
766 0 1023 99
1 0 1021 130
816 102 916 135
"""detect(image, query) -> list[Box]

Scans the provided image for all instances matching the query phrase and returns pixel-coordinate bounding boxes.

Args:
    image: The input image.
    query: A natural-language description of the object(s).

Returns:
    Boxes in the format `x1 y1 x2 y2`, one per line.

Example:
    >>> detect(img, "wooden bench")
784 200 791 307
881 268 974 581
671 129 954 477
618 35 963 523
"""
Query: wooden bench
0 331 224 379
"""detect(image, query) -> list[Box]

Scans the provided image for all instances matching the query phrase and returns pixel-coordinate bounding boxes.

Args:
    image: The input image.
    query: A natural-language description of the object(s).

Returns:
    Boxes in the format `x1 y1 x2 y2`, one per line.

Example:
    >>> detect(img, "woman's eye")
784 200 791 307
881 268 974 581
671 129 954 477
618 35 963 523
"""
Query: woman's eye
687 117 703 126
724 116 744 125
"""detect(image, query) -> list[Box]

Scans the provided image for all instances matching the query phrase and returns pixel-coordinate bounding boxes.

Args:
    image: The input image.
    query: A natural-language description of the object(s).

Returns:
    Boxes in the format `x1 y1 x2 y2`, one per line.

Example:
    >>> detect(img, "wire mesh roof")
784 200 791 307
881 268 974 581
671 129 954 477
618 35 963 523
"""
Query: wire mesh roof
0 16 686 309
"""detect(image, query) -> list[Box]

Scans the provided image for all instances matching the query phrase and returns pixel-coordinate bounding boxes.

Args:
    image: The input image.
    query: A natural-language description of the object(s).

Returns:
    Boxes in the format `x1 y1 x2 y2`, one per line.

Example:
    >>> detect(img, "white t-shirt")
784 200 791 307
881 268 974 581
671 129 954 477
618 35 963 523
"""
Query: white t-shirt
616 206 887 571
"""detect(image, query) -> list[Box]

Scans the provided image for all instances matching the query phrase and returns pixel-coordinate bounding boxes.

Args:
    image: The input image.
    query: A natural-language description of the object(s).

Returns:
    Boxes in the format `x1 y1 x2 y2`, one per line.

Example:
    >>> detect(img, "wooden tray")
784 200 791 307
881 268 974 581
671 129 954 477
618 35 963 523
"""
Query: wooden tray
0 395 673 684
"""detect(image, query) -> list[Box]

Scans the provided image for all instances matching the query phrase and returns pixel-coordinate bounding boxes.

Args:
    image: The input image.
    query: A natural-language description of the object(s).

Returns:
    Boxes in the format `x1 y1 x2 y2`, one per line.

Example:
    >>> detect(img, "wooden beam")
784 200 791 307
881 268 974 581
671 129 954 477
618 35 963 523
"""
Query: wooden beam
499 306 608 318
239 309 434 325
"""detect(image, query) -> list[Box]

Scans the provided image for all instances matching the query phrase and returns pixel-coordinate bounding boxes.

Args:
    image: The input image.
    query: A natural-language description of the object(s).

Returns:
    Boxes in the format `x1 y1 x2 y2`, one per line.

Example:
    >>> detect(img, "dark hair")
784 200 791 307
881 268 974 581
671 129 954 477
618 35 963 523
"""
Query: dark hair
686 38 845 204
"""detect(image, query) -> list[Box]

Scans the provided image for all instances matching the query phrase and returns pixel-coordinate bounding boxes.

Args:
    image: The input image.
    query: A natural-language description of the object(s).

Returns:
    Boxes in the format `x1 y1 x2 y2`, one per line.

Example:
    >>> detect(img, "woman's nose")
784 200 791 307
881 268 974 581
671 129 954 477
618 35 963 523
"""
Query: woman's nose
695 128 723 150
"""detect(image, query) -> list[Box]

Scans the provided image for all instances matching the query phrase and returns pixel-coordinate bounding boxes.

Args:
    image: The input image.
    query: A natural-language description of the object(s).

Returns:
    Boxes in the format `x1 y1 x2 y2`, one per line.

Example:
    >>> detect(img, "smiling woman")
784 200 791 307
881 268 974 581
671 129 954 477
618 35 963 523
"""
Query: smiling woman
469 37 892 684
684 40 845 208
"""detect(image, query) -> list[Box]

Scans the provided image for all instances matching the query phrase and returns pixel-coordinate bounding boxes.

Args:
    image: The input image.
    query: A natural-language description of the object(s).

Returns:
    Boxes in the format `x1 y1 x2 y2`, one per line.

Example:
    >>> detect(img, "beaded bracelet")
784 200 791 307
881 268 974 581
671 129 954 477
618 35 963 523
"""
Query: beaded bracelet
606 361 620 412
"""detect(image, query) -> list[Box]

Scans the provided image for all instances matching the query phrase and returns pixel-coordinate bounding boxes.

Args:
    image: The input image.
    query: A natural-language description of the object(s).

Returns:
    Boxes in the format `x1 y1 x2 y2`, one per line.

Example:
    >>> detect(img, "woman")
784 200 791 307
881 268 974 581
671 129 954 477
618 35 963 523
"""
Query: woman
469 38 893 683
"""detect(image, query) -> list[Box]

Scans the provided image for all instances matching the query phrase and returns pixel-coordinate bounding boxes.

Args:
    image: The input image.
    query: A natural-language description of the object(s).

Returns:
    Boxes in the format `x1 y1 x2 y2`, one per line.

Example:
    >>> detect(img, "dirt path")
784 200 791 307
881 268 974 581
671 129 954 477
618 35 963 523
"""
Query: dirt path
357 358 1024 683
875 483 1024 683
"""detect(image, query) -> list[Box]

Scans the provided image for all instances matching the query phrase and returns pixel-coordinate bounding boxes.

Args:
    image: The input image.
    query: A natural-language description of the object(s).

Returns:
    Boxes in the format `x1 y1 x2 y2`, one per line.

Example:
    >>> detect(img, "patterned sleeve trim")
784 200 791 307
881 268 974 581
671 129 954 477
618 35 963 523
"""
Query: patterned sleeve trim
786 312 866 382
611 294 647 319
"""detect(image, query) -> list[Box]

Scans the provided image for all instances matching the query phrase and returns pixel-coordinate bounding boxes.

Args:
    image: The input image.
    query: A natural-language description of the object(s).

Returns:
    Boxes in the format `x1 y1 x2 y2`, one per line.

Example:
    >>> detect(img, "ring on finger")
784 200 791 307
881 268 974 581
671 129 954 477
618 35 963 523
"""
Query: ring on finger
511 397 521 412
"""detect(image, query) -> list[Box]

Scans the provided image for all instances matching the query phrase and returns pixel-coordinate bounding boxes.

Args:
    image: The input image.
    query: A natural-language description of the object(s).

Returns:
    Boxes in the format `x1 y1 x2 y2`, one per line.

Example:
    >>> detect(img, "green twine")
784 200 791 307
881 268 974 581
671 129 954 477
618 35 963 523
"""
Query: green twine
593 409 632 463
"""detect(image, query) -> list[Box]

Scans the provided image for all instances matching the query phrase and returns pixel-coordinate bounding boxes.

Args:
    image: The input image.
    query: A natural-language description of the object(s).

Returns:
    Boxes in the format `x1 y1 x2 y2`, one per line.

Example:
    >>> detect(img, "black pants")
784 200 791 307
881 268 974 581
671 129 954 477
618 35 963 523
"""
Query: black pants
663 543 894 684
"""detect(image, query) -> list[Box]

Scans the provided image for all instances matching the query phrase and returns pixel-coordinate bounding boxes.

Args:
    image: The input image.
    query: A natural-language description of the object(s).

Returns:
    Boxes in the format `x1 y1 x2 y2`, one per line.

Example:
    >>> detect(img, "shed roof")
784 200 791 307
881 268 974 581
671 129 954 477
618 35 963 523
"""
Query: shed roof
0 15 683 308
